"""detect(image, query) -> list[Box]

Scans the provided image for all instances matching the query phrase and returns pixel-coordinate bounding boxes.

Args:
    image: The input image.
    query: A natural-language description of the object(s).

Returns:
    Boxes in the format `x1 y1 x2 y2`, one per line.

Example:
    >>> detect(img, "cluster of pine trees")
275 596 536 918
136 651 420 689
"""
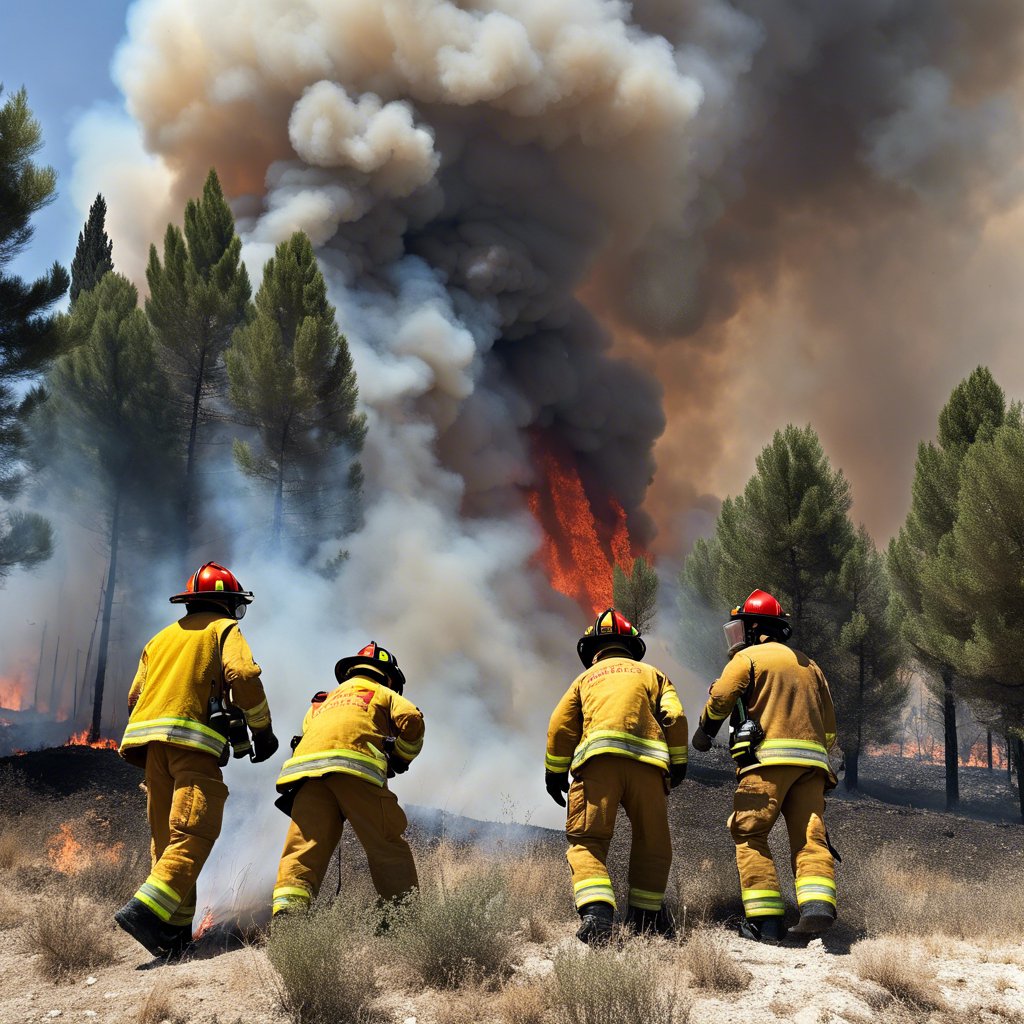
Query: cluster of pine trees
678 372 1024 821
0 89 365 738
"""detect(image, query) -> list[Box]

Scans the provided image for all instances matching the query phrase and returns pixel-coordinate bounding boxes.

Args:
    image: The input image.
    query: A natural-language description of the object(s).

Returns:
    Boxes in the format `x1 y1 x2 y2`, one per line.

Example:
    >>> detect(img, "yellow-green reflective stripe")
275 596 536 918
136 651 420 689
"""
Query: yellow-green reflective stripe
796 876 837 905
628 887 664 910
277 749 388 787
395 735 422 755
705 707 728 721
136 891 173 921
574 876 616 907
759 738 828 753
742 886 784 917
572 731 670 769
545 754 571 770
273 885 312 900
742 889 782 899
124 716 225 741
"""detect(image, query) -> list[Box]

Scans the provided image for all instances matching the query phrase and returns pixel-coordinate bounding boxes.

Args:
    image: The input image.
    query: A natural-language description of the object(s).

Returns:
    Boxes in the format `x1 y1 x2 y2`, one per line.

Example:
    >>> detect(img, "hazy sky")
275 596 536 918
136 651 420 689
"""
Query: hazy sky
1 1 132 282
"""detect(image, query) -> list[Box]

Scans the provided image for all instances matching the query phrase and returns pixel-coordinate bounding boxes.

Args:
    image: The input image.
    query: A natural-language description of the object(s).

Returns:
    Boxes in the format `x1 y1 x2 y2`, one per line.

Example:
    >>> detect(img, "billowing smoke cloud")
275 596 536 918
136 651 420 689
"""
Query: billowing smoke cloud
29 0 1024 912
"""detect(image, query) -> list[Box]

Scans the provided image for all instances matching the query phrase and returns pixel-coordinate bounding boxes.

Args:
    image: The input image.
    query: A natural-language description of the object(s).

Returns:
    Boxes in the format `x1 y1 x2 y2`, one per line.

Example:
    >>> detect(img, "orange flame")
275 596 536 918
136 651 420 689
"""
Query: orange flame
65 729 118 751
194 907 215 939
527 442 637 613
0 677 27 711
46 821 124 874
867 741 1009 770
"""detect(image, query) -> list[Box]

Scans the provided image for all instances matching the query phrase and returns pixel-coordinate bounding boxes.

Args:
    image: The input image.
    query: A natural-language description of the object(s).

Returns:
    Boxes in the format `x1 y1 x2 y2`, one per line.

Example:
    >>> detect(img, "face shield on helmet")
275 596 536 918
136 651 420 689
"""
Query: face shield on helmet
723 618 746 654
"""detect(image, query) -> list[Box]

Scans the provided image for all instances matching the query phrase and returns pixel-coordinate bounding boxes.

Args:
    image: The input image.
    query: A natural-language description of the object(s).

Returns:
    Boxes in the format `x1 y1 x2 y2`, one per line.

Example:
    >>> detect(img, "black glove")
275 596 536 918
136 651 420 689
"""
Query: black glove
250 728 280 763
691 725 712 752
545 771 570 807
669 763 687 788
388 752 411 776
289 734 302 752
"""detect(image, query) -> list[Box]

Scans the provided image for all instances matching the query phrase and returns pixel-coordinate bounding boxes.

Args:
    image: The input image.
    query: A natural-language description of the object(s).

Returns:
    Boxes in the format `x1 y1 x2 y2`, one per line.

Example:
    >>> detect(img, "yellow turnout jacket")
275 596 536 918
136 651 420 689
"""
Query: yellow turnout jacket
120 611 271 766
699 640 837 780
276 674 425 790
546 656 688 777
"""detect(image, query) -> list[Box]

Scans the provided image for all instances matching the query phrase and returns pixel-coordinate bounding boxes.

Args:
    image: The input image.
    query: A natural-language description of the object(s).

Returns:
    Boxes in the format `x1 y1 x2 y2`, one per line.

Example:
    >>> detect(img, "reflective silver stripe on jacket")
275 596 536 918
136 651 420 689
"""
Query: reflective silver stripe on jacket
120 722 226 757
755 746 830 770
277 754 388 788
571 736 670 771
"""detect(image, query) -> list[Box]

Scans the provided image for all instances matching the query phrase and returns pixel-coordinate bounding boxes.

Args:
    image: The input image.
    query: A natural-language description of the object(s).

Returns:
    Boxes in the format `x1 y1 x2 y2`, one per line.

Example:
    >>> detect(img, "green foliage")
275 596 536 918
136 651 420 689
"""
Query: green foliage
226 231 365 552
69 194 113 303
612 556 658 634
833 527 908 754
678 425 855 679
146 167 251 528
0 85 66 582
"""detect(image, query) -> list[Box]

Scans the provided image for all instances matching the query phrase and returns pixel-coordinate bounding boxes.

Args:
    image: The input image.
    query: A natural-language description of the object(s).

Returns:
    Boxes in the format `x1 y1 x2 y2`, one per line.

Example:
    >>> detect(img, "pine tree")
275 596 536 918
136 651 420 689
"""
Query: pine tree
934 420 1024 819
834 527 908 791
146 169 251 538
612 556 659 634
226 231 365 553
0 86 67 582
69 194 113 303
48 273 178 740
888 366 1007 810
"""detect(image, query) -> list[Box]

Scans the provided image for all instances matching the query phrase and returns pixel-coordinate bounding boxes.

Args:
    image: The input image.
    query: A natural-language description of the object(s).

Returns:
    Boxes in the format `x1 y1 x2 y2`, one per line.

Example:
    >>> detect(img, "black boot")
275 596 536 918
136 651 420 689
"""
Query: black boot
738 915 786 945
114 898 180 957
163 924 194 960
576 902 615 946
787 900 836 937
625 906 676 940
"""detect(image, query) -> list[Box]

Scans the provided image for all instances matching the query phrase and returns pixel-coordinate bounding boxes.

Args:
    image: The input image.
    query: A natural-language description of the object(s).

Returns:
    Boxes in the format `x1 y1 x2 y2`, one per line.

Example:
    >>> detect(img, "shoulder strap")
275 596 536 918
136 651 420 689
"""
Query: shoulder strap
736 656 756 721
214 620 238 703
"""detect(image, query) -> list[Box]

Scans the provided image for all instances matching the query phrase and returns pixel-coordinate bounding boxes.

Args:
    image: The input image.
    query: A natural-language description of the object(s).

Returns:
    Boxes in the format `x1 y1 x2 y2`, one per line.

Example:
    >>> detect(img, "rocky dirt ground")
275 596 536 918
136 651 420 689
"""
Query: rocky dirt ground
0 746 1022 1024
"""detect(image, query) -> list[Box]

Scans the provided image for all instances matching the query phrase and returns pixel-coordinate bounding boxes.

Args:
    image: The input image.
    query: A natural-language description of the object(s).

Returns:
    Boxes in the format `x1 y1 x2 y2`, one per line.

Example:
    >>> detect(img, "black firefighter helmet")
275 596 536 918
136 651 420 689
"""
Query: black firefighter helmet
335 641 407 694
577 608 646 667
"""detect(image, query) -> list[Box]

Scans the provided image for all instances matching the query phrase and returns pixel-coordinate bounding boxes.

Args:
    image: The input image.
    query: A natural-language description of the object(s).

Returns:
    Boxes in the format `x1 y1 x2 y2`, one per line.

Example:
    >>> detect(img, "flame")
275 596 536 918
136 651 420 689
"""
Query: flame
0 676 27 711
65 729 119 751
193 907 215 939
46 821 124 874
867 741 1009 770
527 441 636 613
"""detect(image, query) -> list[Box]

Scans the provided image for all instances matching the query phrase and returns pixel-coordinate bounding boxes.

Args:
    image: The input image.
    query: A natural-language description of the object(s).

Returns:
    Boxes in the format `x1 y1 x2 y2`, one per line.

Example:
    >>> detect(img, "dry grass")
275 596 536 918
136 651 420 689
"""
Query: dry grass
843 848 1024 940
266 898 386 1024
851 938 947 1012
495 982 550 1024
670 857 739 927
0 828 29 872
549 940 690 1024
136 981 189 1024
389 844 523 989
73 845 148 905
675 926 750 992
499 845 575 942
22 889 118 981
0 888 24 930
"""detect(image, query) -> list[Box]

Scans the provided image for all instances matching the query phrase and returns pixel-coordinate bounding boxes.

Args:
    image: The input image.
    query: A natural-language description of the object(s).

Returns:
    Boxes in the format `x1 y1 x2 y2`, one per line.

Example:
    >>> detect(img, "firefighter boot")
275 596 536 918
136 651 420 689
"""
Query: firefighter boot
787 900 836 938
114 897 180 957
576 902 614 946
738 915 786 945
625 906 676 940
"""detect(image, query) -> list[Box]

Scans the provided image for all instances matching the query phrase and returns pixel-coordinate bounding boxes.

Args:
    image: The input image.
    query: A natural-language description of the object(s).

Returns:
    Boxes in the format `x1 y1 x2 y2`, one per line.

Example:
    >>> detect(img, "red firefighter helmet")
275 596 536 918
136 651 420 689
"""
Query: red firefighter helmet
724 589 792 652
170 562 254 608
335 641 407 694
577 608 646 667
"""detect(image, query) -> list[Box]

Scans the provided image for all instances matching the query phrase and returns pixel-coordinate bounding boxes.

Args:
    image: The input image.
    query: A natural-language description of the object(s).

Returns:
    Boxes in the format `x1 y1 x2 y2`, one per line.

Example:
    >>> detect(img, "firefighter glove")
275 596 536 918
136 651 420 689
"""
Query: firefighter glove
388 752 411 776
691 725 712 752
545 770 570 807
669 763 687 788
251 727 280 763
289 734 302 752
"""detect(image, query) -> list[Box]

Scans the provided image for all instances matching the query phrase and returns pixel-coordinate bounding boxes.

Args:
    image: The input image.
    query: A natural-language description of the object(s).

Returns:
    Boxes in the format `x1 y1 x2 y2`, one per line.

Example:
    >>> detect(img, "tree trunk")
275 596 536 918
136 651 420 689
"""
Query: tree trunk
987 729 993 771
941 670 959 811
89 491 121 743
1015 737 1024 825
844 750 859 792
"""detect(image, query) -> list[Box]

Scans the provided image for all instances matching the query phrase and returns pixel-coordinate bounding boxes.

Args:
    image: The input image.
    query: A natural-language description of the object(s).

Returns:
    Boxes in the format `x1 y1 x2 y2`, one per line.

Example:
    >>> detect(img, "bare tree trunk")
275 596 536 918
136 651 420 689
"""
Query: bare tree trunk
844 647 866 793
941 670 959 811
33 622 47 711
1015 737 1024 825
987 729 993 771
89 491 121 743
47 635 61 717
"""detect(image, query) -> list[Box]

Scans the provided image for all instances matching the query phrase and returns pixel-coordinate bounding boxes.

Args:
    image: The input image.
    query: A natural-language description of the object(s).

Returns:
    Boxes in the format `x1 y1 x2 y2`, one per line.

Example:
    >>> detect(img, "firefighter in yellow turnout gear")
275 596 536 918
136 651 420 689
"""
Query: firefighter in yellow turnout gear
546 609 688 945
115 562 279 958
273 642 423 915
692 590 838 944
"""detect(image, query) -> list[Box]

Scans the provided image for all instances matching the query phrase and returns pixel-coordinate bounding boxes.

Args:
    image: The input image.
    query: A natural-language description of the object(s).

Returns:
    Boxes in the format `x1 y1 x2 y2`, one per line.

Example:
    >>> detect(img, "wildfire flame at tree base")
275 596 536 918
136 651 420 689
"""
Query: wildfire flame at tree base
527 440 637 614
65 729 118 751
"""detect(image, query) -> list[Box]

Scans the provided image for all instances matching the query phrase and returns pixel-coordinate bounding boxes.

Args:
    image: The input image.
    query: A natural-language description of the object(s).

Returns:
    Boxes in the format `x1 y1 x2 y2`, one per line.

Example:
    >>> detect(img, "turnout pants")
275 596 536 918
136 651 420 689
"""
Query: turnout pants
136 742 228 929
272 773 418 914
728 764 835 919
565 754 672 913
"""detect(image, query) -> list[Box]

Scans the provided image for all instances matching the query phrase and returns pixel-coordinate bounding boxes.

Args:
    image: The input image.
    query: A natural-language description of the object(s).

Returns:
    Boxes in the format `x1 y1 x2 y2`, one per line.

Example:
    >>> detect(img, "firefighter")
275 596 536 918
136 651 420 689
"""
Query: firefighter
272 642 423 916
691 590 838 944
114 562 278 957
545 609 688 945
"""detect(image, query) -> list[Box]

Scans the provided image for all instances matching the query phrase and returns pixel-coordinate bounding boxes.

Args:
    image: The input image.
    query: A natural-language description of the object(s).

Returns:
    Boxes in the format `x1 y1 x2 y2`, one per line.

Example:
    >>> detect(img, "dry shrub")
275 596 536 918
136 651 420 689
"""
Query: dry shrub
671 857 738 927
23 889 117 981
496 982 550 1024
267 899 385 1024
851 938 946 1012
550 940 690 1024
0 888 24 930
0 828 29 872
136 982 189 1024
500 846 575 942
429 982 501 1024
390 845 523 989
843 847 1024 940
676 926 750 992
74 845 147 905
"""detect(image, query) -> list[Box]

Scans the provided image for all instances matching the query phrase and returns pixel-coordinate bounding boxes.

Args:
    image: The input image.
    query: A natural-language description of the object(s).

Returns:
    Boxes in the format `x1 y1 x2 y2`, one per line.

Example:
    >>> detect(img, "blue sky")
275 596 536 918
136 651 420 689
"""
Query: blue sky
2 1 134 283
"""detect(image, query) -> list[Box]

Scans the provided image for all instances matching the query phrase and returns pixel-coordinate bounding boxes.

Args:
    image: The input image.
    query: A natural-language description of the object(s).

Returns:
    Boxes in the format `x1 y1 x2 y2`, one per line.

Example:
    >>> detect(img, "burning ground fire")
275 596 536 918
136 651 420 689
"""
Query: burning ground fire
527 441 636 613
65 729 118 751
47 821 123 875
